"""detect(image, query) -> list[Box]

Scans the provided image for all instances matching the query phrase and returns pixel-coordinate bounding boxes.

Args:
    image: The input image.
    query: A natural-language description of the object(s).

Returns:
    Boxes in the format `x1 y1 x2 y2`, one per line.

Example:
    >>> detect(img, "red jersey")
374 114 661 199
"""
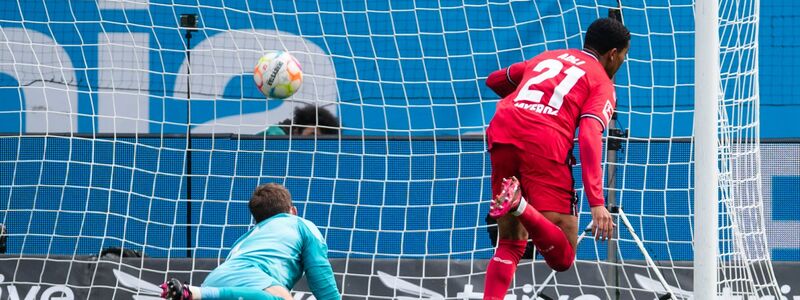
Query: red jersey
486 49 616 164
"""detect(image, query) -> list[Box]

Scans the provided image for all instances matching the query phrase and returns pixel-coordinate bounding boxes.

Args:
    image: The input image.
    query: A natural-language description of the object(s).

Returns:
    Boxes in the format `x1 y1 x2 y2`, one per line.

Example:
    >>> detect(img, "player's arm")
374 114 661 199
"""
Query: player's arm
485 61 526 98
299 222 341 300
578 117 616 241
305 264 338 300
578 83 617 241
578 117 605 208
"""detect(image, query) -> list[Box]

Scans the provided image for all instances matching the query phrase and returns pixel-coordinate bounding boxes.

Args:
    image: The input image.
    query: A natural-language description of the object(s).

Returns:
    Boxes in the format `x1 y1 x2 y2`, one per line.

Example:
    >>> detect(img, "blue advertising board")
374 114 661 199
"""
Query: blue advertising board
2 137 795 261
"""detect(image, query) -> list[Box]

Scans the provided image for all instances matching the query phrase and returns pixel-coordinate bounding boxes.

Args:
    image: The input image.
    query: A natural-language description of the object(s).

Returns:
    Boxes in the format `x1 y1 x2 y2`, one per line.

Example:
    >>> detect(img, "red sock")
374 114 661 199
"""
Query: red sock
516 204 575 272
483 239 527 300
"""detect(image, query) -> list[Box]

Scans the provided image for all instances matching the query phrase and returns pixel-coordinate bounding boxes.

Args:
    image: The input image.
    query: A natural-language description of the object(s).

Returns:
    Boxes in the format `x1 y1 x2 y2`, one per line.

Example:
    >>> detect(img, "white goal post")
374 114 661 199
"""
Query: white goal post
695 0 782 298
694 0 721 297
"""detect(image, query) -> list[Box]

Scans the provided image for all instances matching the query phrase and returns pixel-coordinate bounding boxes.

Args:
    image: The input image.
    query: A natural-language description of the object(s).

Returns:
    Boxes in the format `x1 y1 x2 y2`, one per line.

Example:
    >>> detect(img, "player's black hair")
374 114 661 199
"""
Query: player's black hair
249 183 293 223
584 17 630 55
291 104 340 135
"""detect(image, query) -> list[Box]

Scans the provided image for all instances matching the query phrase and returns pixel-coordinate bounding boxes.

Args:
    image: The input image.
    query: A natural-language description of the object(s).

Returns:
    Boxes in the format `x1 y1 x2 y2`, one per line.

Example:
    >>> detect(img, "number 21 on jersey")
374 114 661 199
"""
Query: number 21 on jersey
513 59 585 115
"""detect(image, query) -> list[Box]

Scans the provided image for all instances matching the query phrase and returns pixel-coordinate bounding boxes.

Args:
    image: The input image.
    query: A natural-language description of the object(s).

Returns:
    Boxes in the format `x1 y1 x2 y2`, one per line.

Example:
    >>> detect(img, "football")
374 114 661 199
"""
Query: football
253 51 303 99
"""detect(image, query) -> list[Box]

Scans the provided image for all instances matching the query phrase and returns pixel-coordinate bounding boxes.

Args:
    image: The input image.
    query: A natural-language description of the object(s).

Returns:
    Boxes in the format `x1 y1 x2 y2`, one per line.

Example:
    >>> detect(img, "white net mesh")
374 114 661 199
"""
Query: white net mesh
0 0 779 299
716 0 780 297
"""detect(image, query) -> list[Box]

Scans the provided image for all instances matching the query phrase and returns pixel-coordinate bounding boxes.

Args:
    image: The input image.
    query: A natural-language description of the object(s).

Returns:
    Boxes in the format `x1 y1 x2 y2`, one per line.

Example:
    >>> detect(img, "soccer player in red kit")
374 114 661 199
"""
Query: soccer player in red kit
482 18 630 298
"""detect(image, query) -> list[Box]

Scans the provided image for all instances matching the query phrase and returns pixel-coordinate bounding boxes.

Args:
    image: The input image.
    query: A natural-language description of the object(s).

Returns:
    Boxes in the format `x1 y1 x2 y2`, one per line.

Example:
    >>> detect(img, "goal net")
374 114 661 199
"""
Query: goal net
0 0 780 299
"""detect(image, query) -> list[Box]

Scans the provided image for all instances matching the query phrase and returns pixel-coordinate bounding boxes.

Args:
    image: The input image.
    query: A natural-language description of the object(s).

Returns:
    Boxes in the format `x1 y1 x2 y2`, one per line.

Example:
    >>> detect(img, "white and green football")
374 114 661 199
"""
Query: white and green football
253 51 303 99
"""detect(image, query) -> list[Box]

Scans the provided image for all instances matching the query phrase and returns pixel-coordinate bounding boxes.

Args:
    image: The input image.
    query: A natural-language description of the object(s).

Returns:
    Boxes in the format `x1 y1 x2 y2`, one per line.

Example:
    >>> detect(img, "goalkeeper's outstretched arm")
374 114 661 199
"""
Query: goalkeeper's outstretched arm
305 264 339 300
300 222 341 300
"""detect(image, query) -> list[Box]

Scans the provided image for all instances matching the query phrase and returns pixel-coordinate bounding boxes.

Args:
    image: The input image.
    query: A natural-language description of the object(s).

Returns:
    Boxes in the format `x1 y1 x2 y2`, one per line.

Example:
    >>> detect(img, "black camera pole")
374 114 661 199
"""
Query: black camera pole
181 13 197 259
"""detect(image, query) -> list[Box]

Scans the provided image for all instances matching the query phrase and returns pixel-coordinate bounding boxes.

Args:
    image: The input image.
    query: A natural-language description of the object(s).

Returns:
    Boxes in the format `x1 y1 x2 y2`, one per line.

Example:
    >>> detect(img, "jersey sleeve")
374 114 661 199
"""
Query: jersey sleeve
485 61 526 98
580 81 616 131
299 220 341 300
578 117 606 207
299 220 331 269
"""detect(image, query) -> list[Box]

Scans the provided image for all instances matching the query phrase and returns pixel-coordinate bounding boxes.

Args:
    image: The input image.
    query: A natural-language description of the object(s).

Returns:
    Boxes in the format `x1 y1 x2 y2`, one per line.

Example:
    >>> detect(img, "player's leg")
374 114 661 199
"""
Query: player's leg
537 211 578 270
491 156 578 272
484 213 527 299
162 262 293 300
541 211 578 248
491 178 574 272
484 144 528 300
265 286 294 300
517 157 579 271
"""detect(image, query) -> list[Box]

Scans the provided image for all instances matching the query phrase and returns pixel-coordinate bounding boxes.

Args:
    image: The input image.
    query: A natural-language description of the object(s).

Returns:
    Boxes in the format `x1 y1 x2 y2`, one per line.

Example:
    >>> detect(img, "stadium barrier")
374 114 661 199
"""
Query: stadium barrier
0 256 798 300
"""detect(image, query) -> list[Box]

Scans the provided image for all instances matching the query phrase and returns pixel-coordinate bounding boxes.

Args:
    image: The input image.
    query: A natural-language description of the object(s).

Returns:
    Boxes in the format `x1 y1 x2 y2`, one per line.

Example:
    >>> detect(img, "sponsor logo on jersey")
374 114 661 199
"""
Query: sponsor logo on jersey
514 102 559 116
492 257 514 265
602 100 614 124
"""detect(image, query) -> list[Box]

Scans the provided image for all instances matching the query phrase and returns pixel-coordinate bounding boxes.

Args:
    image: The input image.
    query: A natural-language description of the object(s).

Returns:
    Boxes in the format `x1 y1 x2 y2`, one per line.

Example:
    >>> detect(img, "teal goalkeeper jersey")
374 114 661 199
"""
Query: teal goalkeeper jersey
225 213 332 290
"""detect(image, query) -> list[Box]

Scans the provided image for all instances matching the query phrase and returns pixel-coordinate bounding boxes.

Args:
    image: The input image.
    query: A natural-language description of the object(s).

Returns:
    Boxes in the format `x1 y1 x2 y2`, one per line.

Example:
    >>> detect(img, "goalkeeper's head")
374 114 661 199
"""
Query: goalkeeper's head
584 17 631 78
249 183 298 223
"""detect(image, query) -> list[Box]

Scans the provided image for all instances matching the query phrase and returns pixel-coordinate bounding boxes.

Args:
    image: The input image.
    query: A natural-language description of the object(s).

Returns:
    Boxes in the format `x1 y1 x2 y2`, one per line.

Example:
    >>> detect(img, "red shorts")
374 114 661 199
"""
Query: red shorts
490 143 578 216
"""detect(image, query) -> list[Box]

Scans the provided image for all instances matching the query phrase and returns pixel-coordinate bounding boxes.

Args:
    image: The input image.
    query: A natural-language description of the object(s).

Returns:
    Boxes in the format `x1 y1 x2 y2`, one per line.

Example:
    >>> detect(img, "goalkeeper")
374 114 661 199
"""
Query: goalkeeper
482 18 630 299
161 183 340 300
